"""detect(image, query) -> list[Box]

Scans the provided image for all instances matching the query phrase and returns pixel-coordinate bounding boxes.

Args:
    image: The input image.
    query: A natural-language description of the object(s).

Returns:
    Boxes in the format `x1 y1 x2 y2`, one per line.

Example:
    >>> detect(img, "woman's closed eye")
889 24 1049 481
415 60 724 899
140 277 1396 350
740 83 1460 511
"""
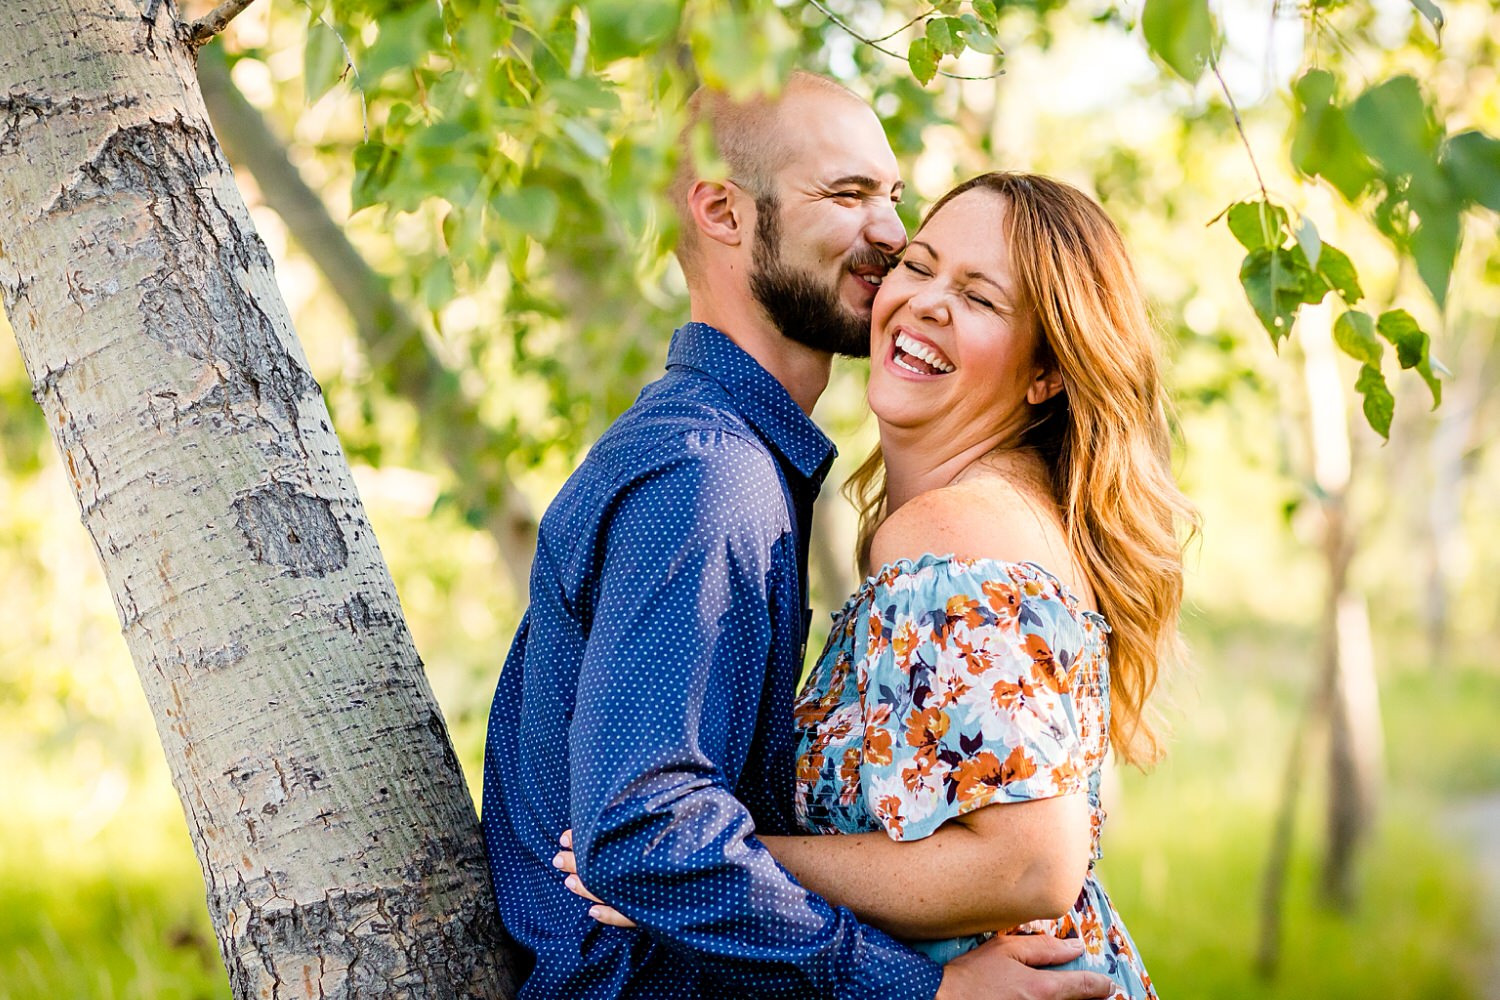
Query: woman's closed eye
901 260 933 277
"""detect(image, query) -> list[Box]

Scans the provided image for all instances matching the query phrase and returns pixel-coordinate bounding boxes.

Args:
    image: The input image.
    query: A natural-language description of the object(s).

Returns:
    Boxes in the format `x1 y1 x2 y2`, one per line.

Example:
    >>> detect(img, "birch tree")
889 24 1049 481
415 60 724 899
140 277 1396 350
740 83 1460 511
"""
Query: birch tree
0 1 516 995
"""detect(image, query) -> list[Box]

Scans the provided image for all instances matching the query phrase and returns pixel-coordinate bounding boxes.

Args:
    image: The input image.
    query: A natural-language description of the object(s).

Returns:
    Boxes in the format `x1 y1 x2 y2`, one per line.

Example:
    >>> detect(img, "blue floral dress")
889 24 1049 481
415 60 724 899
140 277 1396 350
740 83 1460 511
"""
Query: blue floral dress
792 554 1156 999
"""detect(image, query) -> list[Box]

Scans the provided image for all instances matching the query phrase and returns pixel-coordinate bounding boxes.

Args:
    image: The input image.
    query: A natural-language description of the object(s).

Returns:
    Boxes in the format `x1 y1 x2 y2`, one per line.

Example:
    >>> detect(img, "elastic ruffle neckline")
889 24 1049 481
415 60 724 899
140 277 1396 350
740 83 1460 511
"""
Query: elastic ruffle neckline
836 552 1111 631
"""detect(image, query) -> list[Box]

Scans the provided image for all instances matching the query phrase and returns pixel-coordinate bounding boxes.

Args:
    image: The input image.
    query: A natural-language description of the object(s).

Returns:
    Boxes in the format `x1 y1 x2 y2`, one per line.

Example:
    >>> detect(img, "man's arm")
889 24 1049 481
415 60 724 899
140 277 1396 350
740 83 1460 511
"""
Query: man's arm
566 439 943 1000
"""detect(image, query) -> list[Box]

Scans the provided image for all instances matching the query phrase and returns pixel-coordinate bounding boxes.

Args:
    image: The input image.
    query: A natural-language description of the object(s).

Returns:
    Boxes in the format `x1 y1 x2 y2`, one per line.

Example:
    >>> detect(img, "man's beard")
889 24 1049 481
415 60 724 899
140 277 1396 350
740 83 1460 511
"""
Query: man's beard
748 194 888 359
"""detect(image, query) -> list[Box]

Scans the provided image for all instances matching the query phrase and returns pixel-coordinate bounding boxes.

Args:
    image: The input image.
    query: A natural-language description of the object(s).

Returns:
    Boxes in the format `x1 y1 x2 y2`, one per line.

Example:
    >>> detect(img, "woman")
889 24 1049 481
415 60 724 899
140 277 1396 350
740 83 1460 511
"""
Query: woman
563 172 1195 998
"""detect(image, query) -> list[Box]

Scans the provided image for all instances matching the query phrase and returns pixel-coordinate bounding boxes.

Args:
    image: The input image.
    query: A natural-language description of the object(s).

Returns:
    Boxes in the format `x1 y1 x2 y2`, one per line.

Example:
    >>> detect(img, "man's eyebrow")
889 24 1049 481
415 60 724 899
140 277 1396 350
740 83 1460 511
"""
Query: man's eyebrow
826 174 906 197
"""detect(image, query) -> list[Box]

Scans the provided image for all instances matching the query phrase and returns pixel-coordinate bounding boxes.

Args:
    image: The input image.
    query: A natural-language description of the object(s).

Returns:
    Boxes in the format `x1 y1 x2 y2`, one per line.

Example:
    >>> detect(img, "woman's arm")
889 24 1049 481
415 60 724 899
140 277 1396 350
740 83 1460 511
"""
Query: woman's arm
761 793 1091 940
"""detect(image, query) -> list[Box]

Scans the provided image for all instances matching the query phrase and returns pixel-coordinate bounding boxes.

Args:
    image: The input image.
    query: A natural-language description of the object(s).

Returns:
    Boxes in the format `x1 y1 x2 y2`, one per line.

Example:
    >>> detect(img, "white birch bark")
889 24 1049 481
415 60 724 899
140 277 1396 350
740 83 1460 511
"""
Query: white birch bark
0 2 518 996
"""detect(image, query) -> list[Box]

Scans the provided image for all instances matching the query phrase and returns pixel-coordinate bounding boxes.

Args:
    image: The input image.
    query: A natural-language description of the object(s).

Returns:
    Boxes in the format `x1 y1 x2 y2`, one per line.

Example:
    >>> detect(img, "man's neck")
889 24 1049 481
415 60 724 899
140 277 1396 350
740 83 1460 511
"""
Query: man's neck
689 300 832 415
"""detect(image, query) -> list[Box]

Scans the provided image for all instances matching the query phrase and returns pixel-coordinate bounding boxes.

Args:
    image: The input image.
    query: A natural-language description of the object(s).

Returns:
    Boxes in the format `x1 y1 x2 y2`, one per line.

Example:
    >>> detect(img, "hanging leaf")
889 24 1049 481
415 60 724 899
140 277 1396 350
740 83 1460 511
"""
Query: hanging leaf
1409 0 1445 40
1290 70 1376 201
909 37 939 86
1354 364 1395 439
1239 244 1327 343
1410 205 1461 309
1347 76 1441 180
1377 309 1443 406
304 18 349 106
1141 0 1216 84
1443 130 1500 213
925 17 966 56
1315 243 1362 304
1226 200 1288 251
1294 215 1322 270
1333 310 1382 367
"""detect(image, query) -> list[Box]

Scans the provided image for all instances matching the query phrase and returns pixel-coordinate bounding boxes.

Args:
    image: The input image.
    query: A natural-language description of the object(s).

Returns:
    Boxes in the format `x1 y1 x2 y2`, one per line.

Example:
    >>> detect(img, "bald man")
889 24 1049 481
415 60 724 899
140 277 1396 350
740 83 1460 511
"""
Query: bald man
480 73 1115 1000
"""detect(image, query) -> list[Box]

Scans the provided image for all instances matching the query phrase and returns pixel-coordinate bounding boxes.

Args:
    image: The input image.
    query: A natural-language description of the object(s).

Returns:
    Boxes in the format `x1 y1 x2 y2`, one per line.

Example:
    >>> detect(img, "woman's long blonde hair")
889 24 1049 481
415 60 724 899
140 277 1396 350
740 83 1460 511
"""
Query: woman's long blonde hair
846 172 1198 767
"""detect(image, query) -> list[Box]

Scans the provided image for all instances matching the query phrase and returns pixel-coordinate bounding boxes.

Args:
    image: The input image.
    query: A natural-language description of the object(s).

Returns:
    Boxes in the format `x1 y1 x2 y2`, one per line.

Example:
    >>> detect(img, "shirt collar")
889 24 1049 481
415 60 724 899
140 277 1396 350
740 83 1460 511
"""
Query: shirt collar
666 322 836 483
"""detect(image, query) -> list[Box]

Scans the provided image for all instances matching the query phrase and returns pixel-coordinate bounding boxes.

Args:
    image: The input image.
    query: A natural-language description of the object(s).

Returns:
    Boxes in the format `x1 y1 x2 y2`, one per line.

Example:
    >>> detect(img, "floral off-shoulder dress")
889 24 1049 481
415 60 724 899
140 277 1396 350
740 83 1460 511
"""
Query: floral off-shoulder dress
792 554 1156 999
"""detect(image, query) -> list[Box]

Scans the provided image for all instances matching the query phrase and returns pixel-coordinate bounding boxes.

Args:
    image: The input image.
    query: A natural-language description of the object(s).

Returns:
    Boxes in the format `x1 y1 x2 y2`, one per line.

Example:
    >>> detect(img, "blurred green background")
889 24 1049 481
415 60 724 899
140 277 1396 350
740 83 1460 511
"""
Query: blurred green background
3 0 1499 997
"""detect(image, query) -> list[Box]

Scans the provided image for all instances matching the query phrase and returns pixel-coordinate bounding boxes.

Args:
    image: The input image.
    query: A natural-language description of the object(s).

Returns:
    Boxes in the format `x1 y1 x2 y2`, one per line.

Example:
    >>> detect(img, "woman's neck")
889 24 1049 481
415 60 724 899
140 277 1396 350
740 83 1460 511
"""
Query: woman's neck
881 423 1046 516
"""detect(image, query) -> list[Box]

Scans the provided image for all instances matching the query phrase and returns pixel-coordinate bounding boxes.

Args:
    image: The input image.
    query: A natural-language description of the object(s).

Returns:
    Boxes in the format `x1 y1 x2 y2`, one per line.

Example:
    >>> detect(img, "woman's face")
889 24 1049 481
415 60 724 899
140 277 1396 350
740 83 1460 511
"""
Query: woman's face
867 188 1057 445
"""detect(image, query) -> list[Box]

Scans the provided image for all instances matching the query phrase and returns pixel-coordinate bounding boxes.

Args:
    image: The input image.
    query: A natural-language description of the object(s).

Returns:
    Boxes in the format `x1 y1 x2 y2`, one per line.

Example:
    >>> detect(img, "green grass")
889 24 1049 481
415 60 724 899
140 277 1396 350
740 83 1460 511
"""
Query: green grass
0 652 1494 999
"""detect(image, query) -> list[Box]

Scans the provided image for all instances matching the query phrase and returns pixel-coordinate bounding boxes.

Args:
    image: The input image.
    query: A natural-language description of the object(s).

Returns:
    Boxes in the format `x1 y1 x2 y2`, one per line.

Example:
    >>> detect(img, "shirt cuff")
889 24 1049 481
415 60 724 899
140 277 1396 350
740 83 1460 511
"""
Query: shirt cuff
836 917 944 1000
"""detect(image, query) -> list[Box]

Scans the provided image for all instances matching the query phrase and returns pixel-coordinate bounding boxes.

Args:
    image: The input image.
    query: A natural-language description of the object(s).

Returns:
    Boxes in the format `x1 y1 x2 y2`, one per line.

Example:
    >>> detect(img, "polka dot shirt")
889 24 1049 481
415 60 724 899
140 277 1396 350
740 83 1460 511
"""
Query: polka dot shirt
481 323 944 998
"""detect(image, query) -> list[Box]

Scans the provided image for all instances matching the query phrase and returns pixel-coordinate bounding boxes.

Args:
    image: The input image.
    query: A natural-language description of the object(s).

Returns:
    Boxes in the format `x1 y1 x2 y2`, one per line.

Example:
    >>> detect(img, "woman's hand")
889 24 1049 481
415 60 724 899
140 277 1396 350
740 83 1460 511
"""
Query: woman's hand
554 829 638 928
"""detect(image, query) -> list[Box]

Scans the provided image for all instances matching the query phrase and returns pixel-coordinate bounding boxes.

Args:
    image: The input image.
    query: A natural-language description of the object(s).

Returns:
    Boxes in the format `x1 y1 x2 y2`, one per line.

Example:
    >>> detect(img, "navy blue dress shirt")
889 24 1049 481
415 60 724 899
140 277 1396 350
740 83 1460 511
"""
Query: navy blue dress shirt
481 322 944 999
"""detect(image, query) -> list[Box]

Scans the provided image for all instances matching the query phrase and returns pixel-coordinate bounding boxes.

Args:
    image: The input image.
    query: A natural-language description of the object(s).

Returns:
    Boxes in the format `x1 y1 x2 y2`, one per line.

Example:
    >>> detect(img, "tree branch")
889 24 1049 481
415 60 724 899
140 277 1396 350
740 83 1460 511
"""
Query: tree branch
805 0 1002 82
187 0 259 47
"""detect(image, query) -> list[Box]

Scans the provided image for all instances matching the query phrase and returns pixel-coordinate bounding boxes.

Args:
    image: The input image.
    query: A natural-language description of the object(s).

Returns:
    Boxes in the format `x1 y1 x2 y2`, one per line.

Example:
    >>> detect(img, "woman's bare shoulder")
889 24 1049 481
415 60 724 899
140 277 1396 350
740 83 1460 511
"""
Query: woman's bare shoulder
868 475 1072 575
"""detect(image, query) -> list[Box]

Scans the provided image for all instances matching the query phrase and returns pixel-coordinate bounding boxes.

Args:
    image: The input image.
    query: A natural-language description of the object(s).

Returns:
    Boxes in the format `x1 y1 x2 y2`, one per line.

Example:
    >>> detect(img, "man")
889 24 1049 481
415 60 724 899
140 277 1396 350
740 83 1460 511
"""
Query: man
481 71 1115 1000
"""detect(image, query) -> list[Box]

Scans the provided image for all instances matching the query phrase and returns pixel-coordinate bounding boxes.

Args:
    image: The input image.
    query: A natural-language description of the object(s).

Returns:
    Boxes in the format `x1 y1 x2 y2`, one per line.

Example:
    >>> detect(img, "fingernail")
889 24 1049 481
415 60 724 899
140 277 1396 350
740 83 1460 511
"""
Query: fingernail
551 854 563 869
564 875 579 890
588 906 603 919
560 830 572 847
1068 938 1084 952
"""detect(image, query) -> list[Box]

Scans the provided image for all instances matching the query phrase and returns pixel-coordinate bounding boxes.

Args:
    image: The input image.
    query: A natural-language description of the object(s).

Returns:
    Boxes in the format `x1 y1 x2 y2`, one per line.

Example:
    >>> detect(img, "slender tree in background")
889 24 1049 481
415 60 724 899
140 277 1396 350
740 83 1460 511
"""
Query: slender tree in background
0 2 515 995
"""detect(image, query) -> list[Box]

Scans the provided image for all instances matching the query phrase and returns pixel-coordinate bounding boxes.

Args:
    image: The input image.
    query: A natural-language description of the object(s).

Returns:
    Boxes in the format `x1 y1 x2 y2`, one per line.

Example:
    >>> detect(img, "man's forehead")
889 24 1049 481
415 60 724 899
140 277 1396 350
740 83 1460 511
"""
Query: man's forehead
778 97 901 189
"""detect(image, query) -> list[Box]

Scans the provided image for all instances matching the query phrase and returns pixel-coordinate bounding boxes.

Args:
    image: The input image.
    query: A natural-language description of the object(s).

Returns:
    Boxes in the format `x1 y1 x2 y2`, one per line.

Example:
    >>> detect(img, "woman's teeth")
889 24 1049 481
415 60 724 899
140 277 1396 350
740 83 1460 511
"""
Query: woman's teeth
894 332 955 374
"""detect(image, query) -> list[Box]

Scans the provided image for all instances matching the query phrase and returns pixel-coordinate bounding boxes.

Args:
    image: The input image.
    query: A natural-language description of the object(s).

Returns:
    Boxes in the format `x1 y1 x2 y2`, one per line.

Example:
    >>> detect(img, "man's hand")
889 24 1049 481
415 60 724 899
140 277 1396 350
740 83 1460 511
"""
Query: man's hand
935 934 1117 1000
555 829 638 928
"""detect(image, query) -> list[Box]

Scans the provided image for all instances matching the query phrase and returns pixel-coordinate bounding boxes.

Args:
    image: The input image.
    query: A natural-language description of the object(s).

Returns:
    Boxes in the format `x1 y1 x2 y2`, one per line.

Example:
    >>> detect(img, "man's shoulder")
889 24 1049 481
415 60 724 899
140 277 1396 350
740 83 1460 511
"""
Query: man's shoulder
592 373 775 476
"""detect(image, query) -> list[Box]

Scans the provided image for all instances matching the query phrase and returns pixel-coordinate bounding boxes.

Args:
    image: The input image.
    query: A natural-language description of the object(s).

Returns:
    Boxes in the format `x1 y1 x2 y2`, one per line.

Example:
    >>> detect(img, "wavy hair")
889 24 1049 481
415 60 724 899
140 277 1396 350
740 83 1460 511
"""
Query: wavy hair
846 172 1198 766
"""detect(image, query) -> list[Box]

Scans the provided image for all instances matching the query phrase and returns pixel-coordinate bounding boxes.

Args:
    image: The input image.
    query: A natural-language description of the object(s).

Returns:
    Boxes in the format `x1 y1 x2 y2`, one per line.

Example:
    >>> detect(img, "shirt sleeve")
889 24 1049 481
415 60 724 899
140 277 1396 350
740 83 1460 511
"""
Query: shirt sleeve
858 559 1093 843
567 433 942 1000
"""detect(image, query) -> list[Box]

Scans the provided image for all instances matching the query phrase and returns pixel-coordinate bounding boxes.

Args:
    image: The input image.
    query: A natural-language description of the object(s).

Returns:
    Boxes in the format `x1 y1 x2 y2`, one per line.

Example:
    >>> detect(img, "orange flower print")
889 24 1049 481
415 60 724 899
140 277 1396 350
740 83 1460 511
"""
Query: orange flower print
1078 905 1104 955
952 751 1002 805
864 723 894 766
838 747 862 806
892 619 922 670
1107 923 1135 962
999 745 1038 785
904 706 950 751
874 794 905 838
982 579 1021 621
952 636 992 677
1025 633 1074 693
946 594 986 630
991 675 1038 712
797 749 824 785
1049 757 1083 795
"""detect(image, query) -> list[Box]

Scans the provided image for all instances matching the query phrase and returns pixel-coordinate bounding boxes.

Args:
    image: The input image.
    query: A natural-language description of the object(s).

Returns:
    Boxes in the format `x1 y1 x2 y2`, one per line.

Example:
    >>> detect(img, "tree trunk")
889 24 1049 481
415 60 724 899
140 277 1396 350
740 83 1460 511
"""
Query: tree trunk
1300 303 1384 910
0 2 517 996
194 45 540 595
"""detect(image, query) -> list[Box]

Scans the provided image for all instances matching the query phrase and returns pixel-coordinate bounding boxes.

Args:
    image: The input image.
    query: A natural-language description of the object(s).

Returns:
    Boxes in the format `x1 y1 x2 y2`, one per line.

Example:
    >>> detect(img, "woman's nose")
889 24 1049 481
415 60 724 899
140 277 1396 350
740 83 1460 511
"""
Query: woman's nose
909 286 951 323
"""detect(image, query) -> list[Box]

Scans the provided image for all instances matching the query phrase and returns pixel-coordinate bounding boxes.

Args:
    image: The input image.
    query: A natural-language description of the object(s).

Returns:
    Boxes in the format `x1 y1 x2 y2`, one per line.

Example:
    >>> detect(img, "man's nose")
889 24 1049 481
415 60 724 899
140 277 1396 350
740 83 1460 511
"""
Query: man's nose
865 201 907 255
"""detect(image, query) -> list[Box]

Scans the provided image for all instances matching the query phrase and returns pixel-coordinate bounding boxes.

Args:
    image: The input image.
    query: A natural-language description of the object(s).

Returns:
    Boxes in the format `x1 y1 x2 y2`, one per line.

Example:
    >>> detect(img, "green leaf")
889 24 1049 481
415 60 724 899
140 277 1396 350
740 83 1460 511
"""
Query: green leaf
493 185 560 240
1294 215 1322 270
1347 76 1441 179
1376 307 1429 366
303 19 348 106
973 0 1000 28
909 37 939 86
959 14 1002 55
927 17 969 56
560 118 611 162
1443 130 1500 213
1409 0 1444 40
1226 201 1288 251
1142 0 1216 83
1291 70 1376 201
351 142 399 213
1354 364 1395 439
1333 310 1382 367
1316 243 1362 304
1411 205 1461 308
1375 308 1444 407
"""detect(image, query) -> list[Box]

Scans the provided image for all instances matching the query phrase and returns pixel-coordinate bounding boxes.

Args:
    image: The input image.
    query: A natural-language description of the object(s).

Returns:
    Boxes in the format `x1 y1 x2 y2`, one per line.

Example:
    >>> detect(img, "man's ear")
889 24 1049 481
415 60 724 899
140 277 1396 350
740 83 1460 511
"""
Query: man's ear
1027 365 1065 405
688 179 750 249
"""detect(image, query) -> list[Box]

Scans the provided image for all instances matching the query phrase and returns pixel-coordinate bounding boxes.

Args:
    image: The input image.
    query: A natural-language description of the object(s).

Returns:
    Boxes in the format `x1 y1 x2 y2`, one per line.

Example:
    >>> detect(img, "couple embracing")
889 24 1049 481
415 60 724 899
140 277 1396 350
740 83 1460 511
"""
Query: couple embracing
481 70 1195 1000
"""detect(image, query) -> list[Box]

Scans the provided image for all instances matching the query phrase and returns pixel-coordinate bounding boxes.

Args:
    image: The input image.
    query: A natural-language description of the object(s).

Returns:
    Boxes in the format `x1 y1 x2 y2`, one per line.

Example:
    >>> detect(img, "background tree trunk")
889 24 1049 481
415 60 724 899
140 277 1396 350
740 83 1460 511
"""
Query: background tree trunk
1300 304 1384 910
0 2 517 996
